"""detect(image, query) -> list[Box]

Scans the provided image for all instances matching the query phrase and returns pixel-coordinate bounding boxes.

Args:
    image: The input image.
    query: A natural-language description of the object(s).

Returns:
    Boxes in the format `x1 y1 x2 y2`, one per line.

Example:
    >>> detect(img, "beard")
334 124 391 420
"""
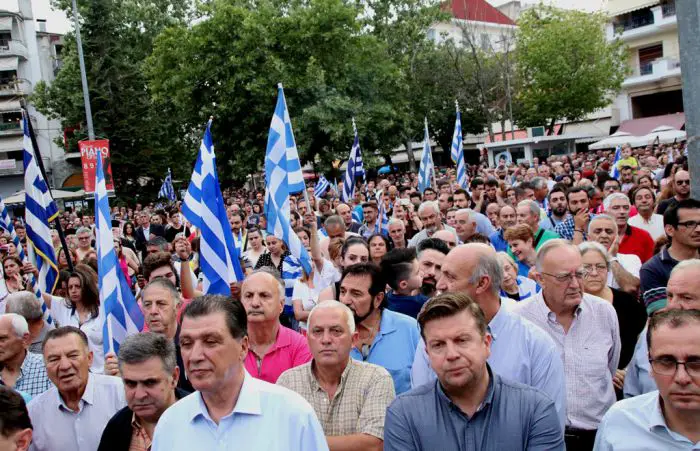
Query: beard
353 302 377 325
552 205 568 217
421 278 437 297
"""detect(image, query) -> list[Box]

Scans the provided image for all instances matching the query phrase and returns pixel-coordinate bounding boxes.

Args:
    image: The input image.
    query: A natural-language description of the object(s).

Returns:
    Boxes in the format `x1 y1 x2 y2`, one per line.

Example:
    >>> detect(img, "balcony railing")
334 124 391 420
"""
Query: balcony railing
640 61 654 76
615 15 654 33
0 39 28 59
662 1 676 17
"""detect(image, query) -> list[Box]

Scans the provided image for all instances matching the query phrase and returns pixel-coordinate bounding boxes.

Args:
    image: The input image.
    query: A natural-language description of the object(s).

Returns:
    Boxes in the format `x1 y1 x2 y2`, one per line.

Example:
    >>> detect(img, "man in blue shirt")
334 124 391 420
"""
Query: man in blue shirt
594 309 700 450
385 292 564 451
381 248 428 318
489 205 516 252
339 263 420 394
411 243 566 427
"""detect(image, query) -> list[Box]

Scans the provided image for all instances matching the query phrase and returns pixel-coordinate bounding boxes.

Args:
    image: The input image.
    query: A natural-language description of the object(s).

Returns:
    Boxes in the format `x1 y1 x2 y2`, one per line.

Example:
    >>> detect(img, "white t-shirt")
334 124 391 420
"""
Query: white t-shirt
50 296 105 374
628 213 665 242
292 281 320 331
607 253 642 290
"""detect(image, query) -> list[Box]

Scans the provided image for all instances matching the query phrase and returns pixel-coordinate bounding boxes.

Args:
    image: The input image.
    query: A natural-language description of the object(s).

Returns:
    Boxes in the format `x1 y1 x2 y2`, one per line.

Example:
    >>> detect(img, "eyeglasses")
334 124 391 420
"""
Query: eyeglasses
541 269 587 284
676 180 691 186
582 263 607 275
677 220 700 230
649 358 700 378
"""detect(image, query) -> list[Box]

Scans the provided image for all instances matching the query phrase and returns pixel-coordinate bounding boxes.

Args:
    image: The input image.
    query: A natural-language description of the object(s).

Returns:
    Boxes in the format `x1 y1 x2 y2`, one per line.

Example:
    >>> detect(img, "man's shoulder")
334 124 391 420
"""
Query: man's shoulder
351 360 394 383
390 381 436 408
582 293 618 317
602 391 658 426
251 376 319 415
383 309 419 331
495 373 556 407
27 385 58 411
628 225 653 240
277 362 312 387
506 310 557 349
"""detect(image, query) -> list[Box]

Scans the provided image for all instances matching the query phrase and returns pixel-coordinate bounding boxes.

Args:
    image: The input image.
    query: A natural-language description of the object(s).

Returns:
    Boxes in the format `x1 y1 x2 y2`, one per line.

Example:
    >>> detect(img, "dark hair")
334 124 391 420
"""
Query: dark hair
453 189 469 200
118 332 177 373
647 308 700 351
340 263 386 298
470 177 484 189
603 178 621 189
380 248 416 290
2 255 23 279
361 202 378 211
548 184 567 200
631 185 656 205
664 198 700 229
341 236 369 259
417 292 487 340
66 265 100 317
182 295 247 340
485 179 499 188
410 192 422 201
368 233 392 252
566 186 590 201
0 386 32 436
518 181 534 192
416 237 449 256
143 251 178 283
423 188 436 196
147 236 169 250
43 326 89 352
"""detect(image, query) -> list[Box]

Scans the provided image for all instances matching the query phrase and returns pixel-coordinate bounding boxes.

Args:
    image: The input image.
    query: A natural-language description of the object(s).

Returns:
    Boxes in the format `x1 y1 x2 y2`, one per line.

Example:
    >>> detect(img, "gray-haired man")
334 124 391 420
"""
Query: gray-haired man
98 332 187 451
4 291 54 354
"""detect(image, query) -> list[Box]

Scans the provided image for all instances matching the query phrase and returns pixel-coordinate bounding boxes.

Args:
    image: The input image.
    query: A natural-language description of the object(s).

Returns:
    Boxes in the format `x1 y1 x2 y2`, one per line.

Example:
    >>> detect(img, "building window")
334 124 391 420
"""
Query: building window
614 8 654 33
638 44 663 76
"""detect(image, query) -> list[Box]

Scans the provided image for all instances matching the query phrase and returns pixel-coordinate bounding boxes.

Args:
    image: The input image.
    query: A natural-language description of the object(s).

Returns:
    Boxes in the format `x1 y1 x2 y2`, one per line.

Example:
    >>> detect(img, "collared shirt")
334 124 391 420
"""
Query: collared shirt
277 359 395 438
350 309 420 395
50 296 105 374
607 253 641 291
129 414 152 451
628 213 665 241
500 276 541 303
411 304 566 428
151 371 329 451
641 246 680 311
623 325 657 398
244 325 312 384
555 214 593 241
540 213 571 232
0 351 53 398
594 391 700 450
619 225 654 263
514 292 621 430
408 224 457 248
28 373 126 451
489 229 508 252
385 365 564 451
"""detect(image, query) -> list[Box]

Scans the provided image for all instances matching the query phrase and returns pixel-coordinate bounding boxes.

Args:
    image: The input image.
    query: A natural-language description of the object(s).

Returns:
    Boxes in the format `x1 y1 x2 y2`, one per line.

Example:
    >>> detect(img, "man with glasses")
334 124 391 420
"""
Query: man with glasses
657 170 691 215
514 239 620 451
594 309 700 450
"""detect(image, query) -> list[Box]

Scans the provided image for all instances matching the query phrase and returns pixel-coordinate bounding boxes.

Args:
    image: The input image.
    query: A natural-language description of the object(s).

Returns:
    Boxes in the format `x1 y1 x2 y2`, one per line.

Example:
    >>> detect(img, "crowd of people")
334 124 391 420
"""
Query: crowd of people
0 140 699 451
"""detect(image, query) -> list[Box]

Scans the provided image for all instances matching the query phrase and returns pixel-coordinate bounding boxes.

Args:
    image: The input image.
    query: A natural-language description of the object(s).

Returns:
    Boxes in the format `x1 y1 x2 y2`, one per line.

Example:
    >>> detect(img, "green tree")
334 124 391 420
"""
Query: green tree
514 5 628 134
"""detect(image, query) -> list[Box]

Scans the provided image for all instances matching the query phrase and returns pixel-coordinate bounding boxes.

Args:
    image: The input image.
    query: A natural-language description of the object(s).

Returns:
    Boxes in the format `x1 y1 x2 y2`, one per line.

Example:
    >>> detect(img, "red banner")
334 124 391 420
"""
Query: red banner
79 139 114 193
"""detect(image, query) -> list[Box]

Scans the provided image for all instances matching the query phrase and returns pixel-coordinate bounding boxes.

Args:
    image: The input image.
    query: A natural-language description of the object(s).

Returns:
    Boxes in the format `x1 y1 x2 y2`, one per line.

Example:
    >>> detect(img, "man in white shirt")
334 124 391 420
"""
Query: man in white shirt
587 214 641 294
629 186 665 241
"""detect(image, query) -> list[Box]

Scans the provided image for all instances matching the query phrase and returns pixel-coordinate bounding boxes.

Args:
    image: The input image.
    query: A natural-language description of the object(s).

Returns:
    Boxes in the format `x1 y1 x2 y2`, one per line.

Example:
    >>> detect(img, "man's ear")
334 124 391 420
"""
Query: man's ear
398 280 408 292
373 292 384 309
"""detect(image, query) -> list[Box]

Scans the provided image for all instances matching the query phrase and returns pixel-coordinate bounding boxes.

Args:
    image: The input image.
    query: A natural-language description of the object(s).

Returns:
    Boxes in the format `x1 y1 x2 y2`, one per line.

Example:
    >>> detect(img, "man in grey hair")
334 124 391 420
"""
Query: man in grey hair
98 332 187 451
4 291 54 354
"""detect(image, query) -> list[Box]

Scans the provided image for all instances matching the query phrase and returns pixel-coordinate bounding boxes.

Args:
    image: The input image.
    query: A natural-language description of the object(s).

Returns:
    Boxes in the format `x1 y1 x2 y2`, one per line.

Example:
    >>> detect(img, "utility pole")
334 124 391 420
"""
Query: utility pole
71 0 95 140
677 1 700 199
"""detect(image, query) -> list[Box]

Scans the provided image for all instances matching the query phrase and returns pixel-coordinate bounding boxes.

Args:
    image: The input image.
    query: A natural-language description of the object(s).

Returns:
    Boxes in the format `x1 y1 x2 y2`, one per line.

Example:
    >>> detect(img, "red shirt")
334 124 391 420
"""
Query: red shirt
619 225 654 263
245 325 312 383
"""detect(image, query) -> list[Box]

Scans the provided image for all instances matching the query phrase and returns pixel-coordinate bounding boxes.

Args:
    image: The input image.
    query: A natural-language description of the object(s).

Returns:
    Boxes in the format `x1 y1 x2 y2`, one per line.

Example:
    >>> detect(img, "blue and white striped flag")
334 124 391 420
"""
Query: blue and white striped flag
158 168 176 202
341 118 365 203
375 191 389 236
610 145 622 179
95 155 144 355
452 103 468 189
21 113 58 299
418 118 435 194
182 120 244 295
314 174 330 198
264 84 312 275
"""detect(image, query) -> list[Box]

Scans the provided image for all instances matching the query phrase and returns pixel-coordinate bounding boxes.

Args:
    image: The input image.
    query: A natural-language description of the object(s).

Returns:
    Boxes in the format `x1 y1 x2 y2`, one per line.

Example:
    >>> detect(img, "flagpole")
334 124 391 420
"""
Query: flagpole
425 117 437 189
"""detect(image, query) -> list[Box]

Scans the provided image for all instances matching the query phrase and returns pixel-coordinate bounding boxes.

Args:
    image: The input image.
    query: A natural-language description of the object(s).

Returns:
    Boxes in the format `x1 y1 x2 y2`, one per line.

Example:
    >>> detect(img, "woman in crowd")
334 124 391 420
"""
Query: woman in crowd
242 227 266 271
368 233 391 265
3 255 26 294
122 221 137 248
504 224 537 278
318 236 370 301
114 238 138 288
496 252 540 303
255 234 290 274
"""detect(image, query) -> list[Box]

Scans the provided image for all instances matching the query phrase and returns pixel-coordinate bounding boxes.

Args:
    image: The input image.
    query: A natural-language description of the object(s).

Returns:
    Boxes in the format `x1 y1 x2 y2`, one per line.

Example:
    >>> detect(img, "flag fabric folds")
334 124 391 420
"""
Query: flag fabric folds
314 174 330 198
418 118 435 194
375 191 389 236
341 119 365 203
182 120 244 295
451 104 469 190
610 146 622 179
95 154 144 356
264 84 313 275
21 113 58 298
158 168 176 202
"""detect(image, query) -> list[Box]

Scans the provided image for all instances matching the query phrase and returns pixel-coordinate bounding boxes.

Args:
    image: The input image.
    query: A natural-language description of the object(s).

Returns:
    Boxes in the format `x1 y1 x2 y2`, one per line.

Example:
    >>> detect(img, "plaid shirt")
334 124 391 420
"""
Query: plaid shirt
554 214 592 241
1 351 53 398
277 359 395 439
129 413 152 451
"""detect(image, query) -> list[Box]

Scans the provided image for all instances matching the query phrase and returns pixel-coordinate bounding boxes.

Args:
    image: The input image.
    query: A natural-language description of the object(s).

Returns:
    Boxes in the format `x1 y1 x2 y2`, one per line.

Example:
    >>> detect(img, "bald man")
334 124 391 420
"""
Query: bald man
657 170 691 215
411 244 566 429
240 270 312 383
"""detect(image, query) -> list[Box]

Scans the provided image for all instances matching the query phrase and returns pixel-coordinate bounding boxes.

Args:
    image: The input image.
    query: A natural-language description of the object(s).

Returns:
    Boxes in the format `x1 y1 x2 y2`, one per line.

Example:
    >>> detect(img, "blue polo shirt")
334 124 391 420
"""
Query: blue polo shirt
350 309 420 394
490 229 508 252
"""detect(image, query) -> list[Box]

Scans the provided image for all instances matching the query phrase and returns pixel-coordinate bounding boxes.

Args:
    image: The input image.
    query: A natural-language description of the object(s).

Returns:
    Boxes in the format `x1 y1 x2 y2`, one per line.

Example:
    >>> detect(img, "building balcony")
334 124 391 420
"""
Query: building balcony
0 136 22 153
0 39 27 59
607 5 677 42
0 121 21 136
0 79 30 97
622 57 681 88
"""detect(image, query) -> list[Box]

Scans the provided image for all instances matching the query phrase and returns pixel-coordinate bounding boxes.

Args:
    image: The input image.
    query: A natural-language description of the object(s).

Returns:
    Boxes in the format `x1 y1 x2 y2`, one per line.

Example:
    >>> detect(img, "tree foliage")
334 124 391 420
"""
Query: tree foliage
514 5 628 134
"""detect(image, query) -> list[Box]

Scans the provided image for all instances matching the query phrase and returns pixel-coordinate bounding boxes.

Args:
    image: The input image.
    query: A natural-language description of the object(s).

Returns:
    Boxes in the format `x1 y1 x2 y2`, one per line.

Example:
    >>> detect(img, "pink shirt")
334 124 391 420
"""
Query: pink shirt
245 325 312 383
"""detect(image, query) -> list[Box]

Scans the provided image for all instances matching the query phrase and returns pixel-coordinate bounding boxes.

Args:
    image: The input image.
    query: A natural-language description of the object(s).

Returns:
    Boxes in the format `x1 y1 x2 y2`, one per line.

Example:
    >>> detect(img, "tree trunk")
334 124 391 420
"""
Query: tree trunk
406 136 416 172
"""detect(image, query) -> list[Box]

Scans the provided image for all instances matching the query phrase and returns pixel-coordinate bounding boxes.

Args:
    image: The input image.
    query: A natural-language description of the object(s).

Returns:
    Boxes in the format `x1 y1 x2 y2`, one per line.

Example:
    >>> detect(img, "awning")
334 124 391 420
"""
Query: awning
607 0 659 17
0 56 18 71
617 113 685 136
0 99 21 112
0 17 12 32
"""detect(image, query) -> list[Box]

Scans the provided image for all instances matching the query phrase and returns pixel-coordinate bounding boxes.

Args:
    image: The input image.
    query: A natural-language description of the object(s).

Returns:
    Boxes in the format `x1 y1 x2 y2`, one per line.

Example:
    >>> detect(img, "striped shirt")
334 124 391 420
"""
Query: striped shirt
1 351 53 398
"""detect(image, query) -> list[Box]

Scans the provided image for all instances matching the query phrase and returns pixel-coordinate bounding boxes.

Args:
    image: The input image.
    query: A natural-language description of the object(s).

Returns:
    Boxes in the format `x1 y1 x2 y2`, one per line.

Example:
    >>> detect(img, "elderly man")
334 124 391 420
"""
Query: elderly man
4 291 53 354
432 229 457 249
74 227 94 262
453 190 496 236
657 169 691 215
514 240 621 450
603 193 654 263
490 205 517 252
99 333 188 451
135 212 165 260
151 295 327 450
412 244 566 426
387 218 406 249
0 385 32 451
336 203 362 234
416 238 449 298
516 200 559 249
28 327 126 451
339 263 419 394
386 293 564 451
453 209 477 243
408 201 455 248
278 301 395 451
595 309 700 450
587 214 641 294
241 269 311 383
0 314 52 398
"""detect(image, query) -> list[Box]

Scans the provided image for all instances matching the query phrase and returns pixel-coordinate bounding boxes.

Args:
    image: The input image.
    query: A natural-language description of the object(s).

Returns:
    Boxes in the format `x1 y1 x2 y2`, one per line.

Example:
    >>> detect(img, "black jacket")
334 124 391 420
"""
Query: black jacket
134 224 165 259
97 388 189 451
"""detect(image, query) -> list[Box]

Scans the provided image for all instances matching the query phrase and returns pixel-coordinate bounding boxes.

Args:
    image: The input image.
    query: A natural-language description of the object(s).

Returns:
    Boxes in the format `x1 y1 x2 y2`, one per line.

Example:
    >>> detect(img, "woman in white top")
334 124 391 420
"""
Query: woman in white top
243 227 266 272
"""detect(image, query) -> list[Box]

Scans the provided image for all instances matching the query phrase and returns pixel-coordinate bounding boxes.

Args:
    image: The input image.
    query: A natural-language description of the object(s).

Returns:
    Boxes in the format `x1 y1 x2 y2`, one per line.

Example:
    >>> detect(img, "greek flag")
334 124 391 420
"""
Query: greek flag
182 120 244 294
452 104 468 189
375 191 389 236
418 118 435 194
610 146 622 179
158 168 176 202
314 174 330 198
264 84 312 275
341 118 365 203
21 113 58 298
95 155 144 355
